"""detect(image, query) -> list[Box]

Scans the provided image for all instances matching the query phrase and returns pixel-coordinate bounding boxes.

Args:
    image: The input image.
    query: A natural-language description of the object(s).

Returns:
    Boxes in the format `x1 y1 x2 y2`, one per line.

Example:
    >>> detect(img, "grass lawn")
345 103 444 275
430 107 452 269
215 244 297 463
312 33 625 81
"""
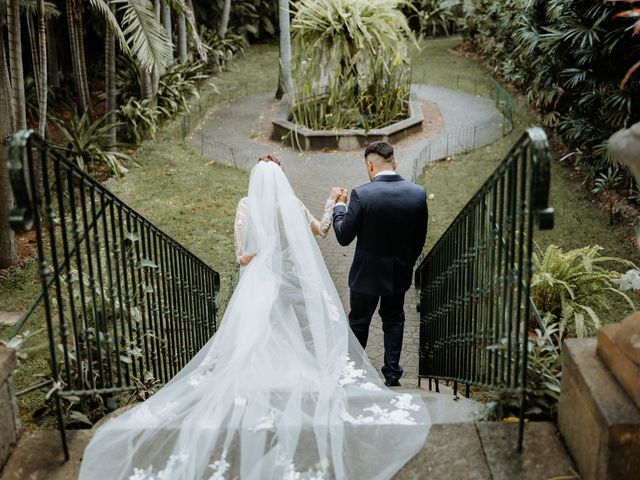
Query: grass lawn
0 44 280 430
415 37 639 323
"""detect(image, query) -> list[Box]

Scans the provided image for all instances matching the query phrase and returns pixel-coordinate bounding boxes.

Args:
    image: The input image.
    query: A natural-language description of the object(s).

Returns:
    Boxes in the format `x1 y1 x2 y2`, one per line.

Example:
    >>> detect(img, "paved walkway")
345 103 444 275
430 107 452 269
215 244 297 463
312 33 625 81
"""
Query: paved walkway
190 86 503 382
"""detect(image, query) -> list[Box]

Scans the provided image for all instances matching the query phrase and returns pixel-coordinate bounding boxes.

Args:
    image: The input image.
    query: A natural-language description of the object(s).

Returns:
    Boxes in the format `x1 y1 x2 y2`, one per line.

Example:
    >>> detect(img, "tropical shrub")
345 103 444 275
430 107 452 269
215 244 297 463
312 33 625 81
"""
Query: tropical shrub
230 0 278 41
115 54 145 101
200 28 249 73
483 324 563 420
405 0 462 37
530 244 636 339
117 97 161 144
157 60 210 117
461 0 640 202
51 113 131 177
192 0 277 42
290 0 416 131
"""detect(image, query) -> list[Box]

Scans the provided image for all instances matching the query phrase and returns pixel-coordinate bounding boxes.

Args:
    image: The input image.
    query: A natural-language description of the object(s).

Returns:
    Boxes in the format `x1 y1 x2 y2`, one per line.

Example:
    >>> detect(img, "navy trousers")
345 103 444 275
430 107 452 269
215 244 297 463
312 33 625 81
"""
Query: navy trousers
348 290 405 382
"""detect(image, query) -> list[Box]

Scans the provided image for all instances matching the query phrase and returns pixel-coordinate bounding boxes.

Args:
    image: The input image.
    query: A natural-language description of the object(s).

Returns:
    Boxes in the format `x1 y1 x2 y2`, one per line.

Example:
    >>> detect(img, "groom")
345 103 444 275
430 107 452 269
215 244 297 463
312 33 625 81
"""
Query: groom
332 141 428 387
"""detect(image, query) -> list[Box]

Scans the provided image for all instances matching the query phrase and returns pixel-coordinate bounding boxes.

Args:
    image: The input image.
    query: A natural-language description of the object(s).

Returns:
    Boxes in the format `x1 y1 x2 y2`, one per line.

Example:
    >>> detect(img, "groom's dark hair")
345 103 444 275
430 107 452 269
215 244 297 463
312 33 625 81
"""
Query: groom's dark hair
364 141 394 162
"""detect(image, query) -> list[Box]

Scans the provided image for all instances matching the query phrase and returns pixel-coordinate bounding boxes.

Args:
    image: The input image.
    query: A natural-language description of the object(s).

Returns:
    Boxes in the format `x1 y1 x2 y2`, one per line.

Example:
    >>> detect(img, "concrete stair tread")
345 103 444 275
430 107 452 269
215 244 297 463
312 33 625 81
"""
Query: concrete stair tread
2 422 576 480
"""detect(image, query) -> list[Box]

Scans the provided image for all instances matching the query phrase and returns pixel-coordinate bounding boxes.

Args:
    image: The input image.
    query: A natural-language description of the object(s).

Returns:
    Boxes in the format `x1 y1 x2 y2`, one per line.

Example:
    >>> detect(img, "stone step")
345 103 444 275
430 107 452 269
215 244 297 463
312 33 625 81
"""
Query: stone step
559 338 640 480
2 420 576 479
398 422 578 480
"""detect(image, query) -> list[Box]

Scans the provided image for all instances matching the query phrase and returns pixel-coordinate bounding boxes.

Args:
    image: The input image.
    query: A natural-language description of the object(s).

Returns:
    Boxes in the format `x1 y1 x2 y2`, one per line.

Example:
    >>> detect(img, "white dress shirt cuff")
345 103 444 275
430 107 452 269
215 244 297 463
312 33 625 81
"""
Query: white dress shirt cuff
335 202 347 208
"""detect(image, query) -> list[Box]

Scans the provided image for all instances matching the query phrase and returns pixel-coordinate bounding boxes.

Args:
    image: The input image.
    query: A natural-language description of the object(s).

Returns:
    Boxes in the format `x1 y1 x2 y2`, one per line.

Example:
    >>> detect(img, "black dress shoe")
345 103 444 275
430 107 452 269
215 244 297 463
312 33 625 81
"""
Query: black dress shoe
384 379 401 387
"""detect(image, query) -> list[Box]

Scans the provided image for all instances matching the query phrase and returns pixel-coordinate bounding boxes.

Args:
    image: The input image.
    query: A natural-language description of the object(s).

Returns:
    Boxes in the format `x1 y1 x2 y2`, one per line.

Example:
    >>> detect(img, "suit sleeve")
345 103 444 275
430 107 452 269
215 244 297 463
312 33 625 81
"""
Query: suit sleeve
413 191 428 263
333 189 363 247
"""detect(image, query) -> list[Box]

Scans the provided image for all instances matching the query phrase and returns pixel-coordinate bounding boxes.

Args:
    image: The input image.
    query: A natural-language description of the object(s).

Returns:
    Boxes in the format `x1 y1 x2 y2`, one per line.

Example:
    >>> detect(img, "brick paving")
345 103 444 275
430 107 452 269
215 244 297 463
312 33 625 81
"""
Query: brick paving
191 87 503 382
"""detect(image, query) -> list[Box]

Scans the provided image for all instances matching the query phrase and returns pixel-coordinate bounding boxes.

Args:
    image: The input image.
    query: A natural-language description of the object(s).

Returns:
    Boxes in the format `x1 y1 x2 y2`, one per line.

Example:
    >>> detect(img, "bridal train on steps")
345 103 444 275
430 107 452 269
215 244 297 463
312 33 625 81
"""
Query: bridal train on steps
79 161 431 480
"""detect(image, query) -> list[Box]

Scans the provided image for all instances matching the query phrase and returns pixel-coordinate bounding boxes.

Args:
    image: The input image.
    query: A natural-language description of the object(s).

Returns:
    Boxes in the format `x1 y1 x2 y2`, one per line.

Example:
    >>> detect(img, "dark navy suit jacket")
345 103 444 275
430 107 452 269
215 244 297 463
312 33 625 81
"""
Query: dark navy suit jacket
333 174 428 297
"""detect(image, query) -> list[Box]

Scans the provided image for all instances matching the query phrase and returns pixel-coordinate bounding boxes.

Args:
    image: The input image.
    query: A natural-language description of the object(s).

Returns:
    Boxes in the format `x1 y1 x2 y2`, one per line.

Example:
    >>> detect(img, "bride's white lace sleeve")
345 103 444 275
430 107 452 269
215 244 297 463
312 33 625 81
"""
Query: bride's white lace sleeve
300 198 335 238
234 197 249 263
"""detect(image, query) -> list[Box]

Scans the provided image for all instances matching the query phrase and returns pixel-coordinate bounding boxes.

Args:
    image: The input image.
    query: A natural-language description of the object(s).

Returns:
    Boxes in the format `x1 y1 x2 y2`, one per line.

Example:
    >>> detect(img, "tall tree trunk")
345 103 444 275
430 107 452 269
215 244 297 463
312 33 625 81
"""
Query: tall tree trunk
162 1 173 63
47 18 60 88
218 0 231 39
37 1 48 139
177 14 187 62
277 0 294 100
0 29 17 269
27 15 41 112
105 1 117 148
141 68 154 101
7 0 27 131
25 3 46 185
66 0 92 117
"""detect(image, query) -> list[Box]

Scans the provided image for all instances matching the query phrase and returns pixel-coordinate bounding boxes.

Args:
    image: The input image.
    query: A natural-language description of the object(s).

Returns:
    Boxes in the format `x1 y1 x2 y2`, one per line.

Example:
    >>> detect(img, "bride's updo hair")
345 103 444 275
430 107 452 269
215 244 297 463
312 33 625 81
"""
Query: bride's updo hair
257 155 282 167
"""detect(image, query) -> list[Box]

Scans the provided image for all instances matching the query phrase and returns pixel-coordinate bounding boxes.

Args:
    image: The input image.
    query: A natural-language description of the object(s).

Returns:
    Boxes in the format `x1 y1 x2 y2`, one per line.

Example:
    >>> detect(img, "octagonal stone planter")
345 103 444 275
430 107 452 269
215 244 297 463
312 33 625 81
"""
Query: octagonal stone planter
271 87 424 151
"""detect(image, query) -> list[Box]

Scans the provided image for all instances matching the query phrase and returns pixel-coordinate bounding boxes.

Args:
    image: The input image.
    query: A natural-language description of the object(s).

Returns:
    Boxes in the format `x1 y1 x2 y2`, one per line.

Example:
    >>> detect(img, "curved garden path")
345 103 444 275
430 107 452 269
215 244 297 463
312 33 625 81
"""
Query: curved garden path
191 85 504 384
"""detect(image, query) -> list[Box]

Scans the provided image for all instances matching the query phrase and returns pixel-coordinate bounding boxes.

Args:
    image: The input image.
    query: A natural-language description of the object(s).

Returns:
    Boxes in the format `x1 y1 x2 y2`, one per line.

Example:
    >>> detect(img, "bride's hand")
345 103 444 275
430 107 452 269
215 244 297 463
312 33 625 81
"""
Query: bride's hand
239 253 256 266
330 187 344 201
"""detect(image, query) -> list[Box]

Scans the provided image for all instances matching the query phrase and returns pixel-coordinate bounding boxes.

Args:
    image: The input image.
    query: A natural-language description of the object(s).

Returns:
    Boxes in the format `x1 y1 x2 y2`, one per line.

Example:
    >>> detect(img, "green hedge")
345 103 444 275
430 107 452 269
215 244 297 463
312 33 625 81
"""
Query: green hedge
461 0 640 200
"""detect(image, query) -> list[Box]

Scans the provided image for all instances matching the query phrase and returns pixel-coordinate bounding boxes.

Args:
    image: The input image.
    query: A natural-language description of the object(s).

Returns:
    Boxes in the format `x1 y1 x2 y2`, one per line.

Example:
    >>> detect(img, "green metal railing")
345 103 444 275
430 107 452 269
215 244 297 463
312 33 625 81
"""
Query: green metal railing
8 130 221 459
415 127 554 451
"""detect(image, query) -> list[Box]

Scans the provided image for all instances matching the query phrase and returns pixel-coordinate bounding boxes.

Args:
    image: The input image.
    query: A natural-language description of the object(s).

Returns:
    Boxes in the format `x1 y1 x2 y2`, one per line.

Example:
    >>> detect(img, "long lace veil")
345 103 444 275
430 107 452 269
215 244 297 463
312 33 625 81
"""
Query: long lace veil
79 161 430 480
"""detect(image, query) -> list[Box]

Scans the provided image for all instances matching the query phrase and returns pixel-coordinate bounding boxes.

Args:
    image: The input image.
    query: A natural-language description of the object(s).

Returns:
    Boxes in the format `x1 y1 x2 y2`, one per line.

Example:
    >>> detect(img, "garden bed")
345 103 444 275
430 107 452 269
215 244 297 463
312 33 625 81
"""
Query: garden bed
271 89 424 151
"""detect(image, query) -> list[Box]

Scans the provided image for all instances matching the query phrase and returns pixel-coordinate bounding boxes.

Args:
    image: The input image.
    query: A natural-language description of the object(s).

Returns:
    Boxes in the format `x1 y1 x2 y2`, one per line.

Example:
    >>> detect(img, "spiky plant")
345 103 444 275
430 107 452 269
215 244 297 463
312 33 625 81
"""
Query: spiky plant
290 0 416 131
51 112 132 177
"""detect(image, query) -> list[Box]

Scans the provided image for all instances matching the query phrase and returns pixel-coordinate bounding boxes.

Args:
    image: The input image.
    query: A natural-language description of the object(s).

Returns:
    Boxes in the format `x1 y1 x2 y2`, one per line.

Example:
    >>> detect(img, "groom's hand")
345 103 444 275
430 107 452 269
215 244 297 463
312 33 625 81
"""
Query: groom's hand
337 189 348 204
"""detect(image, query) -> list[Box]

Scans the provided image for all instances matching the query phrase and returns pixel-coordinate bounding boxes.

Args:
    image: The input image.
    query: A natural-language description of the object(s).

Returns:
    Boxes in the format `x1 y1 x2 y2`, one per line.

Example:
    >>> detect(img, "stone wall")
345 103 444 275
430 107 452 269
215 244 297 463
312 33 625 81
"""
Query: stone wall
0 345 19 470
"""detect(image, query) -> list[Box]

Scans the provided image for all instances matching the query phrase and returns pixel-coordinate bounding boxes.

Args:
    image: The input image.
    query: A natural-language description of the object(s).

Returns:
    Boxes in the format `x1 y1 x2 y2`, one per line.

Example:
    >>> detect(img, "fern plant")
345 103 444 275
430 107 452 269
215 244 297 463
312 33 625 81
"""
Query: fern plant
531 243 636 338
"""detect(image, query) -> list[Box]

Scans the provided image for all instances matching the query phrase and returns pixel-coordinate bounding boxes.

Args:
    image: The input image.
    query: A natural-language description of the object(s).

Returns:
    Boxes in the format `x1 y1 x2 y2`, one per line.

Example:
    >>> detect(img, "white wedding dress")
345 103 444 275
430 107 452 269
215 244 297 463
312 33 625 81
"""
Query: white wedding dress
79 161 430 480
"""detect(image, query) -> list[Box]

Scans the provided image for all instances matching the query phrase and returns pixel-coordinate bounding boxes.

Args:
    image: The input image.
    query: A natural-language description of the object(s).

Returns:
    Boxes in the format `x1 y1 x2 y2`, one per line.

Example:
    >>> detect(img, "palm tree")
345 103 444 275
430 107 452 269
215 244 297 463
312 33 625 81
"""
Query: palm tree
24 0 50 138
46 16 59 88
0 15 17 269
98 0 173 144
66 0 92 117
218 0 231 39
277 0 293 100
7 0 26 131
37 0 47 138
162 0 173 62
177 13 187 61
105 0 117 148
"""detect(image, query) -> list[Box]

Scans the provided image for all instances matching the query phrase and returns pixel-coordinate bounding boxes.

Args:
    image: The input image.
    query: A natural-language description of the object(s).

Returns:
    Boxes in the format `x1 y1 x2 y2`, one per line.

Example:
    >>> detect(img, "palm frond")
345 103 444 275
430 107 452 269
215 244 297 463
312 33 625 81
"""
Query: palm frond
164 0 207 61
115 0 171 73
87 0 132 58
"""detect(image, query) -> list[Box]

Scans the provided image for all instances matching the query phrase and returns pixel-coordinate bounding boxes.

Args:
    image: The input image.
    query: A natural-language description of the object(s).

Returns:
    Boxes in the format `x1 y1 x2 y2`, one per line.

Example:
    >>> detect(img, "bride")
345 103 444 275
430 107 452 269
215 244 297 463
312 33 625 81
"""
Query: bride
79 155 430 480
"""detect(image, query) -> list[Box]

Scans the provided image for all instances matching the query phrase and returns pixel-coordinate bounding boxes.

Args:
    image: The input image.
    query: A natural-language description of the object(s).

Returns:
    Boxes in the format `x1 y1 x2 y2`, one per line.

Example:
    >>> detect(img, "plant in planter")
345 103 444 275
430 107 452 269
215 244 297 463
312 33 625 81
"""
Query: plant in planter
290 0 416 131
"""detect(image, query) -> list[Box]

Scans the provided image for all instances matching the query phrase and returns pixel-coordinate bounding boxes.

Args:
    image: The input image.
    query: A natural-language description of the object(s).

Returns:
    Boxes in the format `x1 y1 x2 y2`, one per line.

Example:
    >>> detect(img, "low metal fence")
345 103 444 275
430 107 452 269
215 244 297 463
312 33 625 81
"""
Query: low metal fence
7 130 221 458
415 127 554 451
411 75 514 182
